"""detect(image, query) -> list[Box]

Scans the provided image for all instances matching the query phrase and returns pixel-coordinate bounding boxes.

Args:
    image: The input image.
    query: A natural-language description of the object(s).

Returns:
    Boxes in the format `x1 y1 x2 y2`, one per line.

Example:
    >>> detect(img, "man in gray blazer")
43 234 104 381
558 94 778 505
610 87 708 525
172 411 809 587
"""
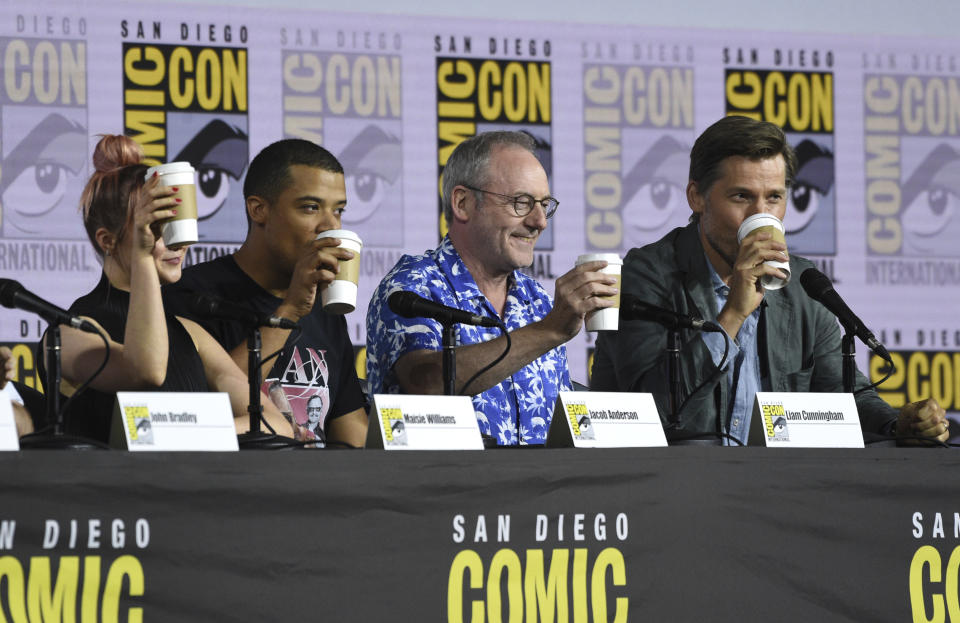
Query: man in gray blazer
591 116 948 444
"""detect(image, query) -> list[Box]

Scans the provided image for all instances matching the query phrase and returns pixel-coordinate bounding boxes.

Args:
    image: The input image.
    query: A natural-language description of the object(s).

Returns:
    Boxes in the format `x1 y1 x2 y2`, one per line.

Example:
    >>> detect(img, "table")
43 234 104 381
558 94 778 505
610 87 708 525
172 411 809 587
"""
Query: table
0 447 955 621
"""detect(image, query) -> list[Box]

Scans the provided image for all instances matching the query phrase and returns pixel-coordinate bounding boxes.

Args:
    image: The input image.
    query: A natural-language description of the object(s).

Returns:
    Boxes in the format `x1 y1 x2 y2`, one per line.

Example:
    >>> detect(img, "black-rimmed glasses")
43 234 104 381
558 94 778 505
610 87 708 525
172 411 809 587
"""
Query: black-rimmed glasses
462 185 559 219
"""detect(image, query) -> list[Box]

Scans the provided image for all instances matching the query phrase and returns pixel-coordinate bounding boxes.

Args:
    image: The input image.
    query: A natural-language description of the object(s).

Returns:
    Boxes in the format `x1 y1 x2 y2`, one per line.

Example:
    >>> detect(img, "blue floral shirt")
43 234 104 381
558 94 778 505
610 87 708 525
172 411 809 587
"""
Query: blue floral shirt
366 236 570 445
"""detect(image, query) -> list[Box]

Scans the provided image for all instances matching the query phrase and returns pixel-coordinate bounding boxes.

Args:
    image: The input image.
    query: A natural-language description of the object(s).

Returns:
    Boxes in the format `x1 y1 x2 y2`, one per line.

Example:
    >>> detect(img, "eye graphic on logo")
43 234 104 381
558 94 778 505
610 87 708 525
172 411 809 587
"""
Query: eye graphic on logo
338 125 401 223
173 120 248 220
621 135 689 240
784 140 834 234
0 114 85 233
901 143 960 248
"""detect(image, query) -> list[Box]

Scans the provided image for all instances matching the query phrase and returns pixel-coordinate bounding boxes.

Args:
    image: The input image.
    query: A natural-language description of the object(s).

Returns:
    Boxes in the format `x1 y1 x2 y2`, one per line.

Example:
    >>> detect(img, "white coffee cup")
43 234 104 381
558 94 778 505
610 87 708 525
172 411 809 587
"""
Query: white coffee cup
737 213 791 290
316 229 363 314
575 253 622 331
145 162 198 249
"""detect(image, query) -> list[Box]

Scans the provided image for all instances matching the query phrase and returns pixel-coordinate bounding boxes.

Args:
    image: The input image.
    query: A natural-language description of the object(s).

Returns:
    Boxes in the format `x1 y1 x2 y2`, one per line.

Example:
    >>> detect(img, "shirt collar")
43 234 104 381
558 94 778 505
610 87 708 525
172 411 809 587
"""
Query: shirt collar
697 225 729 297
436 235 519 302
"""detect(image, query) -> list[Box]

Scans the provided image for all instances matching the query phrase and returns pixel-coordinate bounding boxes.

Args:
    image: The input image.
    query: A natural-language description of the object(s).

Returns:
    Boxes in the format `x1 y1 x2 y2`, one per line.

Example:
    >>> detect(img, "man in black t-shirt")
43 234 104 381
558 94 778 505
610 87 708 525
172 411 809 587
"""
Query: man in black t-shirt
170 140 367 446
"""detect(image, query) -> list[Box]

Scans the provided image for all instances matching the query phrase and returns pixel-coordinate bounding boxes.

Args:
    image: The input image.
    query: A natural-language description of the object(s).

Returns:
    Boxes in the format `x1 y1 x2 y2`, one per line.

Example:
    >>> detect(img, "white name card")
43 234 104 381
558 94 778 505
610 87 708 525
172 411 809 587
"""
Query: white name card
367 395 483 450
547 391 667 448
748 392 864 448
0 394 19 451
111 392 239 451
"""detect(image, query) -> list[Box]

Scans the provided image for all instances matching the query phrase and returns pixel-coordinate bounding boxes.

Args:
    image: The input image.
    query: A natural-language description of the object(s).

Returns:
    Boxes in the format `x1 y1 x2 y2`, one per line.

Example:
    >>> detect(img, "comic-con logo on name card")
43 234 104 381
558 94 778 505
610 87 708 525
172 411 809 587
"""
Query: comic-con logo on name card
0 35 88 241
761 402 790 441
725 49 837 258
379 406 407 446
282 47 403 248
122 35 249 244
582 52 695 253
435 35 553 249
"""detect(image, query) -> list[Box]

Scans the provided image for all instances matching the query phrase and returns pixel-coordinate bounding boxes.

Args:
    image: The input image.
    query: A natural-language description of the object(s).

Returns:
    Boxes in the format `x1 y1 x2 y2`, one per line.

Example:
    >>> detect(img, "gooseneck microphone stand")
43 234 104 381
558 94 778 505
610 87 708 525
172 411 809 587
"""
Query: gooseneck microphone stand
666 327 683 427
442 322 457 396
20 324 106 450
237 328 297 449
841 332 856 394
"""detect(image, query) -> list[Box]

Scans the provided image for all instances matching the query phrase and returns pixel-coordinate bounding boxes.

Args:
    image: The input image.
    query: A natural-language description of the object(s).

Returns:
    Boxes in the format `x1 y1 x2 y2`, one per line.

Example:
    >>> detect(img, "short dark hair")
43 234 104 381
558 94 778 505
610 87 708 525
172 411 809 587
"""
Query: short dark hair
689 116 798 197
441 131 536 223
243 139 343 202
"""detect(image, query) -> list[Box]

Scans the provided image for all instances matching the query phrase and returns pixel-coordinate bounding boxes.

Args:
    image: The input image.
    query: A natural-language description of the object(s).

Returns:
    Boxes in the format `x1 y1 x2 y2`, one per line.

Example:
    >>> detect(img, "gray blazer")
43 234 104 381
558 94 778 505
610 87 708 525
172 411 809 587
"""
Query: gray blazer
591 222 897 438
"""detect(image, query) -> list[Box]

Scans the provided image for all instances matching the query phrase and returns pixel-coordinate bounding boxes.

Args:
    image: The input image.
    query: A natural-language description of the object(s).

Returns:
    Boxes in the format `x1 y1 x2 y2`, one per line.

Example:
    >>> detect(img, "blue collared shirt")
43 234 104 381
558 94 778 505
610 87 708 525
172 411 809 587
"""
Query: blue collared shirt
366 236 571 445
701 260 762 445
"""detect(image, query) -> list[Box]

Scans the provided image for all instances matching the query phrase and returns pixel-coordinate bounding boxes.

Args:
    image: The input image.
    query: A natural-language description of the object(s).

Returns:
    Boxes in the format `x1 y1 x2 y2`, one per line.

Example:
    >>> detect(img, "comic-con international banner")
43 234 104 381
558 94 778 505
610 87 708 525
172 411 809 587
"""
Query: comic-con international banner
861 41 960 419
273 10 411 379
0 0 957 424
0 7 90 390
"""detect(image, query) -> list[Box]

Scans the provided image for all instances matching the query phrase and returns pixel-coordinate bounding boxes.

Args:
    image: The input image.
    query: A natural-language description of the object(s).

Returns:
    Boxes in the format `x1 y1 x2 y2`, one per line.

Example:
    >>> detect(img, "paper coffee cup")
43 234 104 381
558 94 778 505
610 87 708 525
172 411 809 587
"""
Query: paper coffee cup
145 162 198 249
575 253 622 331
316 229 362 314
736 213 791 290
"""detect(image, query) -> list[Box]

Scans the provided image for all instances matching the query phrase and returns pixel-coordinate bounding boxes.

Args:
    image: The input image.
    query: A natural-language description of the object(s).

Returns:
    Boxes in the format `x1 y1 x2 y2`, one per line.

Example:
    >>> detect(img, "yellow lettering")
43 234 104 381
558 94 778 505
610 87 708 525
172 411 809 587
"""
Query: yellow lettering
27 556 79 623
0 556 28 623
477 61 502 121
102 555 144 623
222 49 246 112
524 549 569 622
4 40 30 103
168 47 194 109
487 549 522 623
195 48 221 111
448 550 484 623
591 547 628 623
910 545 945 623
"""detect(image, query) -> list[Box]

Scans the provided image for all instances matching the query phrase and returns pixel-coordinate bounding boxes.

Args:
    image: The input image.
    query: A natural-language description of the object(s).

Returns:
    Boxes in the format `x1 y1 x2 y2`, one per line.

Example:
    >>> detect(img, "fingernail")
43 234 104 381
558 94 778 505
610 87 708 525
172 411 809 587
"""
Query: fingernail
171 186 179 192
175 198 182 203
171 209 178 215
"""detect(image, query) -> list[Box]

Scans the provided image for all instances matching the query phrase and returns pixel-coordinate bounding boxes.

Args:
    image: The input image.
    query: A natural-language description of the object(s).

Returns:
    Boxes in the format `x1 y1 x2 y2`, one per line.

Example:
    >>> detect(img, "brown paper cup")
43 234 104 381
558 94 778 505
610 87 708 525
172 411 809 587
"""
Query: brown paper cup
576 253 623 331
316 229 362 314
145 162 198 249
737 213 790 289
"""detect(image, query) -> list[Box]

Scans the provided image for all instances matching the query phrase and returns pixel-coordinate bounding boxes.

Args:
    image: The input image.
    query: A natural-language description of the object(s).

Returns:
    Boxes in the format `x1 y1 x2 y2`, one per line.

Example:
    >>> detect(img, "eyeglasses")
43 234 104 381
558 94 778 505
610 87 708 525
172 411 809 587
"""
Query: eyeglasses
463 185 559 219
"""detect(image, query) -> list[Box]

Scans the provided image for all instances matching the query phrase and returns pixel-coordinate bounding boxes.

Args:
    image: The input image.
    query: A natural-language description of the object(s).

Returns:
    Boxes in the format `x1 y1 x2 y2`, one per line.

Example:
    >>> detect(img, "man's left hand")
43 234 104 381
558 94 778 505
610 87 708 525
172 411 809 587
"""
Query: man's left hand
896 398 950 443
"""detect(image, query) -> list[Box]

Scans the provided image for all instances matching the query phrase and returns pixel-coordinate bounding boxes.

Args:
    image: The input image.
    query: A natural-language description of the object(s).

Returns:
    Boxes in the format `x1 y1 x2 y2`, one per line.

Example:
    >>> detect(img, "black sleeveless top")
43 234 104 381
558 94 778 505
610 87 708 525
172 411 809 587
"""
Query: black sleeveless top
54 274 209 443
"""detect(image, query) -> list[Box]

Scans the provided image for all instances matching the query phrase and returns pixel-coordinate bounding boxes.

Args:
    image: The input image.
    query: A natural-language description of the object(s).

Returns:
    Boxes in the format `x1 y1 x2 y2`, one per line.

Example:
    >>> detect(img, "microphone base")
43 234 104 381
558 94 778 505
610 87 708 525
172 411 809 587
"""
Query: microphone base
19 432 109 450
237 431 301 450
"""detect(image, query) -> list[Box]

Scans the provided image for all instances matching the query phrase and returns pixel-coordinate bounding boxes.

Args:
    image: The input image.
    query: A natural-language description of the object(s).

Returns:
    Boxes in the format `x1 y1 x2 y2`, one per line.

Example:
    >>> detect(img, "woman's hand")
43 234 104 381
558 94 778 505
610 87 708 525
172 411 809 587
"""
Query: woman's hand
127 173 180 259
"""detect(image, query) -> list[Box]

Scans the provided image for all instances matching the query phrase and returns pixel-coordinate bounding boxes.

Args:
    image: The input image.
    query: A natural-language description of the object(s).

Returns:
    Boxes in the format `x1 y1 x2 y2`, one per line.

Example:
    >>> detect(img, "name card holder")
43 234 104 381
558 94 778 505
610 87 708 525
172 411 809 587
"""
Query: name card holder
111 392 239 451
366 395 483 450
748 392 864 448
0 395 19 450
547 391 667 448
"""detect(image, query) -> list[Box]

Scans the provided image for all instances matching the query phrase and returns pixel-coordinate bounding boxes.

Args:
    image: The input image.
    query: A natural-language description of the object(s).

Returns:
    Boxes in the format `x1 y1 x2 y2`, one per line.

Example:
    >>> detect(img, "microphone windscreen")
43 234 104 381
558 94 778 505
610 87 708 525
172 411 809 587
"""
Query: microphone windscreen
799 268 832 301
387 290 419 317
0 279 21 308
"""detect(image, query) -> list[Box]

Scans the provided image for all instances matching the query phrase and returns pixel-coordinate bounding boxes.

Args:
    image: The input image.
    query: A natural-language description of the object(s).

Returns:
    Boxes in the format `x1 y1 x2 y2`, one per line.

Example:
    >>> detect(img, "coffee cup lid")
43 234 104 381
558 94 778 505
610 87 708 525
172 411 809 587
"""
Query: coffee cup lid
737 213 784 242
316 229 362 244
146 161 195 177
576 253 622 265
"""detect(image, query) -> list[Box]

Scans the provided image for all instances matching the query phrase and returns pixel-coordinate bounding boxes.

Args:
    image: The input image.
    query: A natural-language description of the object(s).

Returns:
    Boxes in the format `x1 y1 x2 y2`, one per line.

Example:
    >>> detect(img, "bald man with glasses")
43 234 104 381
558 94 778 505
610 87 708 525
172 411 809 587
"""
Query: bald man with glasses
366 131 616 446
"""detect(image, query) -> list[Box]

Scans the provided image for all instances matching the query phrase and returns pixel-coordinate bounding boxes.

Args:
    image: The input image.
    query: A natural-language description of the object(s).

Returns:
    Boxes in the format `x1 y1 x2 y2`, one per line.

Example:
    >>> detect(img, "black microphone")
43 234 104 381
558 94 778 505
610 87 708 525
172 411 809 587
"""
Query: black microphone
0 279 97 332
185 293 297 329
388 290 500 328
621 294 722 332
799 268 892 362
